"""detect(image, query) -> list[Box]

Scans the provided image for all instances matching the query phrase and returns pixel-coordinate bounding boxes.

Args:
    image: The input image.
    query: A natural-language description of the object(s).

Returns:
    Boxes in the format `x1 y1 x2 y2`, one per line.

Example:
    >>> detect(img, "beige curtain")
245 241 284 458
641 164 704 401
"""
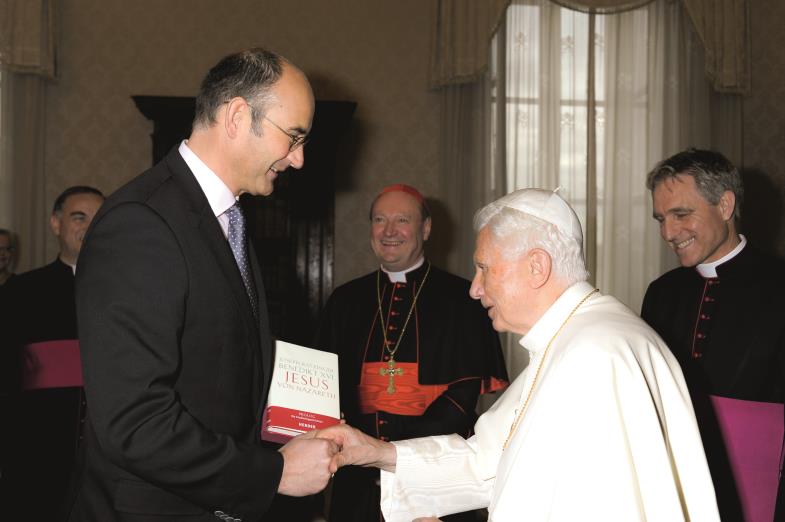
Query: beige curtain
0 0 57 77
437 43 512 280
1 73 49 272
429 0 512 87
683 0 749 93
0 0 56 271
436 81 497 279
552 0 652 11
597 0 697 310
433 17 508 414
430 0 750 94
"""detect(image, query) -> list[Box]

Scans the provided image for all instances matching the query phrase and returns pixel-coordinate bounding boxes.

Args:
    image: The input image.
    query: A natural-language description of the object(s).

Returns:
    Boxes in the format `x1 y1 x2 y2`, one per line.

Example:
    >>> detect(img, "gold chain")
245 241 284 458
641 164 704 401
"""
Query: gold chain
375 263 432 361
503 288 599 450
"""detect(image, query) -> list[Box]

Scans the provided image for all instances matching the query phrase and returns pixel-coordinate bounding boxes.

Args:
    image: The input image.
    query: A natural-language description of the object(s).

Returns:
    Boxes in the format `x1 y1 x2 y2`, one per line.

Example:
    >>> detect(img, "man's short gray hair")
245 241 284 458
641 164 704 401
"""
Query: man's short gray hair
474 204 589 286
646 148 743 219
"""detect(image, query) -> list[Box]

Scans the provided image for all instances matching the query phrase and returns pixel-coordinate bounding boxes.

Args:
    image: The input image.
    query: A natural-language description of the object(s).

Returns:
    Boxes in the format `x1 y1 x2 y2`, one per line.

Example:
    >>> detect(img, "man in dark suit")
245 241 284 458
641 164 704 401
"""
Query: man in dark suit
641 148 784 521
68 48 337 521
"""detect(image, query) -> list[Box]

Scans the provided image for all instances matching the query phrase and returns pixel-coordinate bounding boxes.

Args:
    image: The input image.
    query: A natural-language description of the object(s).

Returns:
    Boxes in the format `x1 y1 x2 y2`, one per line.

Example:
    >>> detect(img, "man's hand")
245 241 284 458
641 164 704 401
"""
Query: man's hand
316 424 397 473
277 432 339 496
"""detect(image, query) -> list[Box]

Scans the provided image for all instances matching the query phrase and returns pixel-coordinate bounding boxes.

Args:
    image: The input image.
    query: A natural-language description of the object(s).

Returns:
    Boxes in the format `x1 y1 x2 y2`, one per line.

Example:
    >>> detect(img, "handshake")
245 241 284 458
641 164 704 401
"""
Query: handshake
277 424 441 522
275 423 395 496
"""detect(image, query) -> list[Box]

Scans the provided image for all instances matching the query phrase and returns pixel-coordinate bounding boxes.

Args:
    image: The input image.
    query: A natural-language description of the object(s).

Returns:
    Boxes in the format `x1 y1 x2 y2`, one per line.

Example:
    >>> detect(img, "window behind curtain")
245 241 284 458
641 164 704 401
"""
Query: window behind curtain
490 0 705 310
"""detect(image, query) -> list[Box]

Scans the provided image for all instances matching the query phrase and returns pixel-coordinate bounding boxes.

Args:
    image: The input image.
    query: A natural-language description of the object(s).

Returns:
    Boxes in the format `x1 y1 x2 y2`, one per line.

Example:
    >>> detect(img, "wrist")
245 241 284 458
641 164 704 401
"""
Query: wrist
378 439 397 472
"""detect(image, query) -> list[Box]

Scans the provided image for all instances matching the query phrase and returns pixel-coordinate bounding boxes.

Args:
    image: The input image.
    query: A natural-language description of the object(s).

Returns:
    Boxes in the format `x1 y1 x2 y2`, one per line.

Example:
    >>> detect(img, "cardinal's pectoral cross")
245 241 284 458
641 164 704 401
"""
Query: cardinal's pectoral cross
379 359 404 394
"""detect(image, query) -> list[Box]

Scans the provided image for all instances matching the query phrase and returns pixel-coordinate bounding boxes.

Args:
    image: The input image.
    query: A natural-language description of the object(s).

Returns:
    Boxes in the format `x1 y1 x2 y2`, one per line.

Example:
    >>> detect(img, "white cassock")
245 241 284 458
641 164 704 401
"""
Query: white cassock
380 281 720 521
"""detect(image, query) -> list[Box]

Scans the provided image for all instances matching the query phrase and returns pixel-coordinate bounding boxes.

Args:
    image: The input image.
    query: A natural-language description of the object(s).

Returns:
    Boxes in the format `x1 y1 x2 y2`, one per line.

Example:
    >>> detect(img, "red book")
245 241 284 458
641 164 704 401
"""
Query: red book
261 340 340 444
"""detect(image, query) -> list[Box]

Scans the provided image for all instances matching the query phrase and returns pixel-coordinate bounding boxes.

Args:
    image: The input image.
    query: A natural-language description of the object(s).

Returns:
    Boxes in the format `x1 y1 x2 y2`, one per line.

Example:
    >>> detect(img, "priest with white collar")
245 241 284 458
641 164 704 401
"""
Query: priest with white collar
314 184 508 522
642 148 785 521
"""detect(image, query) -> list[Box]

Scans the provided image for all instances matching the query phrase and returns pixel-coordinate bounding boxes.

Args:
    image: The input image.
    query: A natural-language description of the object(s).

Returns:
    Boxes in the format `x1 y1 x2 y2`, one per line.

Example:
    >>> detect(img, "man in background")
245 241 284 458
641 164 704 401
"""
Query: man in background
318 188 719 521
315 184 507 521
0 185 104 521
642 148 784 520
70 48 336 521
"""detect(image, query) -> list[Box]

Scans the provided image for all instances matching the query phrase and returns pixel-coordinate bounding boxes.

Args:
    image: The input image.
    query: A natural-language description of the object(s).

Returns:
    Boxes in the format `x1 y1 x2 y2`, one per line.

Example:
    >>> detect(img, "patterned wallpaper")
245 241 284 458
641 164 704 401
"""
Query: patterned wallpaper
43 0 441 286
41 0 785 281
742 0 785 258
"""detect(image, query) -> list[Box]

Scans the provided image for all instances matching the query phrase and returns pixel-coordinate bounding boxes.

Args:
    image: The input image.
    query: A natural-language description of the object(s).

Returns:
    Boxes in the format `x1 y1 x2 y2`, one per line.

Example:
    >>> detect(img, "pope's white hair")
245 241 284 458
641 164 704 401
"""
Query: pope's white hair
474 203 589 286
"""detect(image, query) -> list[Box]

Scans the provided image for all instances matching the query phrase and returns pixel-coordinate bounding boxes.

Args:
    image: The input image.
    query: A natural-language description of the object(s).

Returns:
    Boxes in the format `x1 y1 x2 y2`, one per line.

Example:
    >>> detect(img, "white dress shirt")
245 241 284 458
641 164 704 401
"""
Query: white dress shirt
178 140 236 237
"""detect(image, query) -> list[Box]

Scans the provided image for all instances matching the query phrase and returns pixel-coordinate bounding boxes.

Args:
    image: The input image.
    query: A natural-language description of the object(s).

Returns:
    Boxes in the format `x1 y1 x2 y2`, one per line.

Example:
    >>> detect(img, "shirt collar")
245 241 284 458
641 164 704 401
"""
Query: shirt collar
380 257 425 283
57 256 77 275
695 234 746 278
519 281 596 355
178 140 236 217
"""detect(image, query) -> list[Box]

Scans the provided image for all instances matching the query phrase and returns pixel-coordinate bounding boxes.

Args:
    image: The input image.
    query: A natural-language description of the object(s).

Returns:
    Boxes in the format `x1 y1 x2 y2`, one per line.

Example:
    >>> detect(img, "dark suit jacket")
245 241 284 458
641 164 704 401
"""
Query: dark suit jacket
68 148 283 521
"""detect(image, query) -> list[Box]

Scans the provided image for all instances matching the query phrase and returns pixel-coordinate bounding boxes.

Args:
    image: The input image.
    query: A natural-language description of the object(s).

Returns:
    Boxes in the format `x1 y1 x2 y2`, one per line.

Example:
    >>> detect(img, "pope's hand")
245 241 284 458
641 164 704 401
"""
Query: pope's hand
316 424 397 473
277 432 339 496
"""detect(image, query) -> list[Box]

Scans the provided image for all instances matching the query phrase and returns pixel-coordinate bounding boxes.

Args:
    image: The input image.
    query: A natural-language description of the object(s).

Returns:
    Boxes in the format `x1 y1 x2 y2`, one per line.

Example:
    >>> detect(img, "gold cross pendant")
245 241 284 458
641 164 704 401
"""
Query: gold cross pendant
379 359 404 394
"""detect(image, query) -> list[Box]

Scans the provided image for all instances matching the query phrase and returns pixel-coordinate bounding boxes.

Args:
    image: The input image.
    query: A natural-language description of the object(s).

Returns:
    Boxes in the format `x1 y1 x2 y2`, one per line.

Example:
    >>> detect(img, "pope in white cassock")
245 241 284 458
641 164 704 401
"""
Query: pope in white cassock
317 188 720 521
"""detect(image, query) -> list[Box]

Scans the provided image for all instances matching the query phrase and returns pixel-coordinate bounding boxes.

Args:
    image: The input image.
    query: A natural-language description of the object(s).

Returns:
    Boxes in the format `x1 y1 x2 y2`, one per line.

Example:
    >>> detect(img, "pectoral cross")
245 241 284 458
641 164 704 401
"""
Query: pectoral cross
379 359 404 394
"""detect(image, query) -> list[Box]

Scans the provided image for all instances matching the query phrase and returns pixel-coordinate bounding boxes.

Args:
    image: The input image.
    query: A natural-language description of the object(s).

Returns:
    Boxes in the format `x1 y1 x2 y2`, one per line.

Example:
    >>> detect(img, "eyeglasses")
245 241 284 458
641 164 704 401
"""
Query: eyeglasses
263 116 309 152
0 247 14 255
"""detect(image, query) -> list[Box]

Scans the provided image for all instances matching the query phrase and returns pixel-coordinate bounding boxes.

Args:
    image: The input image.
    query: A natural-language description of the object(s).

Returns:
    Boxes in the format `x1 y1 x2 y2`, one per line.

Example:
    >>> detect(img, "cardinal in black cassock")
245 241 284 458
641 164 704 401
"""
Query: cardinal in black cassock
315 185 508 521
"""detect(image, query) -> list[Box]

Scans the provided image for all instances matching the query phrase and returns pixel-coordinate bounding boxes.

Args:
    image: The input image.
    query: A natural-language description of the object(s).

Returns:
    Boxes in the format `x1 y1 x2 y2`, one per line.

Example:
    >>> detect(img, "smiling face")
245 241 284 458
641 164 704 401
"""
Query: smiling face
370 191 431 272
652 174 737 267
469 228 534 335
233 63 314 196
51 192 104 266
